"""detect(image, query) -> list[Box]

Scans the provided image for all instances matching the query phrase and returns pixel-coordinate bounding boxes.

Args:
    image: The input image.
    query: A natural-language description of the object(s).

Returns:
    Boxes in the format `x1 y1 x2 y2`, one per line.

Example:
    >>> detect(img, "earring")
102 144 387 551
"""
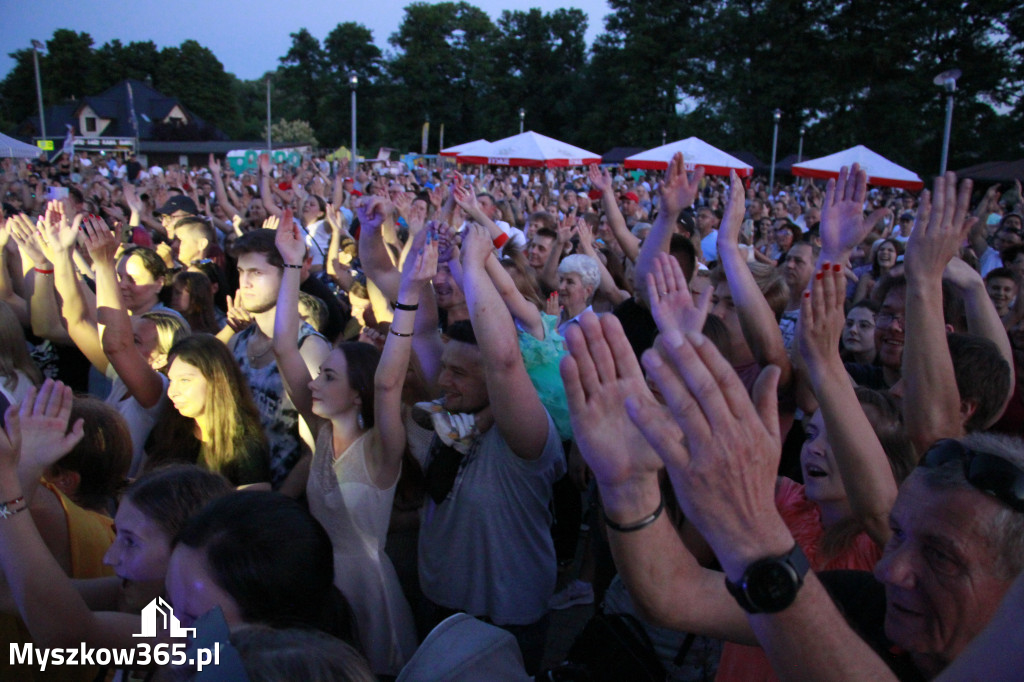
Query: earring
357 412 365 430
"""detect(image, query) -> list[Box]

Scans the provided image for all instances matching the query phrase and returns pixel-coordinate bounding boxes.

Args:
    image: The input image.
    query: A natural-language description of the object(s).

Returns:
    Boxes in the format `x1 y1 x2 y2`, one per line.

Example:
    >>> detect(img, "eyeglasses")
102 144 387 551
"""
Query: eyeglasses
920 439 1024 513
876 312 905 328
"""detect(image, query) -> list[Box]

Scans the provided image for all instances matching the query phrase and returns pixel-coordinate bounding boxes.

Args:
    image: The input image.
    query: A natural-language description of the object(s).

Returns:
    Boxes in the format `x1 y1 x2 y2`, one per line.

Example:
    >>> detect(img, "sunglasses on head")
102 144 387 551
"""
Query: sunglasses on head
921 439 1024 513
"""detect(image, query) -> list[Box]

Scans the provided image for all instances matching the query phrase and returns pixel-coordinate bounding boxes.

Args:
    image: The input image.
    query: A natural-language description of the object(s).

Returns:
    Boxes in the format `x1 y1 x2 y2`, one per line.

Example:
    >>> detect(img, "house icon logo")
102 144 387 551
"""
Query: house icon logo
133 597 197 638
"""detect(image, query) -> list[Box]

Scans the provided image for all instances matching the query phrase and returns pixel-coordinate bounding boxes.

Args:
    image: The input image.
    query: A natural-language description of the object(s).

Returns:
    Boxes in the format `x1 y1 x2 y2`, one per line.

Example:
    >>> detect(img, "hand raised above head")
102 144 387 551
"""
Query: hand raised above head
905 172 974 280
647 253 711 337
798 262 846 371
658 152 704 217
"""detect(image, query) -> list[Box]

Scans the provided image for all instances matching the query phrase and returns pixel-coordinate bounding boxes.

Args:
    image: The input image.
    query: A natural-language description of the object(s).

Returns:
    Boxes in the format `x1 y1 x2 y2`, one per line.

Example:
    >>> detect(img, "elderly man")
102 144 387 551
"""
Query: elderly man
561 311 1024 682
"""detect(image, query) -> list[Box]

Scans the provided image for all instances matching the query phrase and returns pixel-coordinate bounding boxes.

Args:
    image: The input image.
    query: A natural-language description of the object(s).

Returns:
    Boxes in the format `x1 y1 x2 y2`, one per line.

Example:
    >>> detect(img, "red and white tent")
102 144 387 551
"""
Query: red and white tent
440 139 490 157
791 145 924 191
624 137 753 177
456 131 601 167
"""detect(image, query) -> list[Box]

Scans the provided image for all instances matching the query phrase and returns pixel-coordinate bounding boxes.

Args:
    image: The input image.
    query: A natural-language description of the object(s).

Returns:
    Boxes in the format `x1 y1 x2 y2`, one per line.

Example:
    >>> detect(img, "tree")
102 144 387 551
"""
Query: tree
264 118 318 147
277 29 327 135
384 2 500 149
155 40 240 136
93 40 161 88
321 22 384 149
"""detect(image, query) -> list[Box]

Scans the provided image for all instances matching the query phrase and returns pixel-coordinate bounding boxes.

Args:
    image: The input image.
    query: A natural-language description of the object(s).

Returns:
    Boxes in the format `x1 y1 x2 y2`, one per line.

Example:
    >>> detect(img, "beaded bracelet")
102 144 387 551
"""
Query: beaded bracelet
282 263 303 269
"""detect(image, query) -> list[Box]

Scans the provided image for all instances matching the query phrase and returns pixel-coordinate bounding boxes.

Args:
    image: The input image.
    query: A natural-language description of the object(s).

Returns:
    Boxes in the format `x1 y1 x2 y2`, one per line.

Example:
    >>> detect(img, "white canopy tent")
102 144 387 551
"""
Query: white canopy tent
440 139 491 157
791 145 924 191
0 133 43 159
624 137 753 177
456 131 600 167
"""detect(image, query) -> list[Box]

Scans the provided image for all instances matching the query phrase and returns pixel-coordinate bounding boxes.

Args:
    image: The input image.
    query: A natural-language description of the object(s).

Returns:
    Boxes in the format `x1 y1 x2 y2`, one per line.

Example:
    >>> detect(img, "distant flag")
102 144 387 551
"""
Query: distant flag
421 121 429 155
127 81 140 138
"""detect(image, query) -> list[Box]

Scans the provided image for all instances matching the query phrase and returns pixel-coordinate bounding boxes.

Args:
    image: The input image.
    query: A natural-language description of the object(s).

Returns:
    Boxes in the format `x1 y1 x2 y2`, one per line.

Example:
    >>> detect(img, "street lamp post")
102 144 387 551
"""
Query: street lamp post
934 68 961 175
349 74 359 177
266 76 272 153
31 40 47 146
662 129 667 146
769 109 781 195
798 125 806 163
518 108 525 134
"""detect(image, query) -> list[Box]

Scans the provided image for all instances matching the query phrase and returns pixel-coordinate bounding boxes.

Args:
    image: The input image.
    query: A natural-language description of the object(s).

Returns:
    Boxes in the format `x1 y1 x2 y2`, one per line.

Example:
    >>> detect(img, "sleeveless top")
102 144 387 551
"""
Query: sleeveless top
232 323 322 487
307 425 417 675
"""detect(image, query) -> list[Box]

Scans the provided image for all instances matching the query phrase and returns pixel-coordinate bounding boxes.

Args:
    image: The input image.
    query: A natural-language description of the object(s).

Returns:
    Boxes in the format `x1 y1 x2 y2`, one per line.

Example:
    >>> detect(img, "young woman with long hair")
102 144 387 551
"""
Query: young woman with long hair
148 334 271 488
271 218 431 675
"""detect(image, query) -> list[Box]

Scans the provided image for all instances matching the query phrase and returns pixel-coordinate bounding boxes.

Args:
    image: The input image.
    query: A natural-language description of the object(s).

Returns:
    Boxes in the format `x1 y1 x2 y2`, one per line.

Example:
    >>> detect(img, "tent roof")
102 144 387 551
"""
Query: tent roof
440 139 490 157
456 131 601 167
954 159 1024 183
792 145 923 190
623 137 753 177
0 132 43 159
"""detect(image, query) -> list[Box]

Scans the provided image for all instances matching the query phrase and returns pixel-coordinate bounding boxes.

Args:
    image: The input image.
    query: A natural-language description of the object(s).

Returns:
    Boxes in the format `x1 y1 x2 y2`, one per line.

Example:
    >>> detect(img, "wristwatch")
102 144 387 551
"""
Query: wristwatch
725 543 810 614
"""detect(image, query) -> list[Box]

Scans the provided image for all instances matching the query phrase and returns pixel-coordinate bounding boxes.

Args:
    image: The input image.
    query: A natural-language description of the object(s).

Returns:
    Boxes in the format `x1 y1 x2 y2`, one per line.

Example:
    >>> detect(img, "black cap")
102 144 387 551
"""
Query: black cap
155 195 198 216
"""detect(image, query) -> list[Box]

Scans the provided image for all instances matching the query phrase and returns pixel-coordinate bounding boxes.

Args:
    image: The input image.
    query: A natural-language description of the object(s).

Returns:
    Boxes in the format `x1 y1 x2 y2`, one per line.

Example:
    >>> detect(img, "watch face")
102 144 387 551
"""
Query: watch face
745 561 799 612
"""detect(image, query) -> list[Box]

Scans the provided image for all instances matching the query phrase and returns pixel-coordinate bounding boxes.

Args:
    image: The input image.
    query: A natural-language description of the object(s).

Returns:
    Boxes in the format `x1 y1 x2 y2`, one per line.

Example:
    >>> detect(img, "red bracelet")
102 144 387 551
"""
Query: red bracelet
34 267 54 275
492 233 510 249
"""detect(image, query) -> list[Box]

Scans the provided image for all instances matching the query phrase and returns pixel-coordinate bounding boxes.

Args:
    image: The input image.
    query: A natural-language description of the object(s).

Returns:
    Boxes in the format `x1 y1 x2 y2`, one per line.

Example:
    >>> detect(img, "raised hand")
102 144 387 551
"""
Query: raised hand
262 214 280 231
819 164 888 262
460 222 492 268
647 253 712 336
435 221 459 263
797 262 846 371
588 164 612 195
356 196 387 233
208 153 222 176
8 214 49 267
717 170 747 249
545 291 560 316
401 223 439 291
275 208 305 266
80 214 119 265
13 380 85 471
560 313 667 491
258 153 272 176
658 152 705 217
629 330 786 570
905 172 974 280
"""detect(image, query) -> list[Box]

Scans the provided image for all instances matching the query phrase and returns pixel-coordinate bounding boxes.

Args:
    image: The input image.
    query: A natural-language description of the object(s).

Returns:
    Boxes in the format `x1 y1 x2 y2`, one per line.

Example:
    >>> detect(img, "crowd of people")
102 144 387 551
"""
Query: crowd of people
0 145 1022 681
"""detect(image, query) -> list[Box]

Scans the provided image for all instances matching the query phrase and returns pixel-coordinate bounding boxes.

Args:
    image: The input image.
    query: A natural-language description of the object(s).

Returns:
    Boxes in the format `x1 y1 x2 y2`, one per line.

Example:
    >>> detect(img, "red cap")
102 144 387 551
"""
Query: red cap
278 181 292 191
621 191 639 202
350 189 363 197
587 189 603 201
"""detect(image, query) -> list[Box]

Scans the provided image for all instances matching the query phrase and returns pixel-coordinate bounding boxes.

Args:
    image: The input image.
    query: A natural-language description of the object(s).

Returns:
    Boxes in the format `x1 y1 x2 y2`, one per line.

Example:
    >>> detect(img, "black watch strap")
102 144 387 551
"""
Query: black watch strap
725 543 810 614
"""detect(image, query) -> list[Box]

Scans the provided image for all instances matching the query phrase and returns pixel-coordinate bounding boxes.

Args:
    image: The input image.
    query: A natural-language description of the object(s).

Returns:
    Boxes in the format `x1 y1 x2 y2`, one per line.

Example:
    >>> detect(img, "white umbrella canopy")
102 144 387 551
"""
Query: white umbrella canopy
456 131 601 167
792 145 924 191
0 133 43 159
623 137 753 177
440 139 491 157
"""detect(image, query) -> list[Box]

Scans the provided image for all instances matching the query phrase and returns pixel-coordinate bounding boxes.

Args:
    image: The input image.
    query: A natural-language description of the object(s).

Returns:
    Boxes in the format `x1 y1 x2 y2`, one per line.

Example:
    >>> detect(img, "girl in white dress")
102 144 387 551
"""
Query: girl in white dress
273 214 437 675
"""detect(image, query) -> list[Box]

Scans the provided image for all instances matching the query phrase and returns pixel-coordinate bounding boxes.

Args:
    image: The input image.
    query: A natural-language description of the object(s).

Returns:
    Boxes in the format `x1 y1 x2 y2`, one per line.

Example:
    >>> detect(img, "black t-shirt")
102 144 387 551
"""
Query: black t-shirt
818 570 925 682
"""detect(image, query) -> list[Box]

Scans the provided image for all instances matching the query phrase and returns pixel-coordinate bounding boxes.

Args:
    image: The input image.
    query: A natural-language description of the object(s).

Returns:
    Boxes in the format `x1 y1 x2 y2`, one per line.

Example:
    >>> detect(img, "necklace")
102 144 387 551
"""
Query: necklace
246 332 273 363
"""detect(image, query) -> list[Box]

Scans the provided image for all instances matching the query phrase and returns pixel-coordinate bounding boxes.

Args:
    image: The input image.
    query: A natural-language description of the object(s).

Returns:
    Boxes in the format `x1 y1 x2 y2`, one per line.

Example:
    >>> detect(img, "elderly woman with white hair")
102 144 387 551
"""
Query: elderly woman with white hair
556 253 602 335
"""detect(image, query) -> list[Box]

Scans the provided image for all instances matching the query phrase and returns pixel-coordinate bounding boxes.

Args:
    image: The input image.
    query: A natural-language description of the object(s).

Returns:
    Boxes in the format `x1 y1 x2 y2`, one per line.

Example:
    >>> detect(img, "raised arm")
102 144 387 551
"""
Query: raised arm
634 153 703 308
208 154 241 220
799 264 897 546
560 312 754 640
83 216 167 408
0 393 144 650
576 217 627 306
461 224 549 460
39 206 108 372
373 227 437 488
718 171 792 386
817 164 888 270
271 211 322 430
630 329 898 682
484 250 544 339
357 197 401 302
258 154 283 218
903 173 975 453
589 164 639 262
